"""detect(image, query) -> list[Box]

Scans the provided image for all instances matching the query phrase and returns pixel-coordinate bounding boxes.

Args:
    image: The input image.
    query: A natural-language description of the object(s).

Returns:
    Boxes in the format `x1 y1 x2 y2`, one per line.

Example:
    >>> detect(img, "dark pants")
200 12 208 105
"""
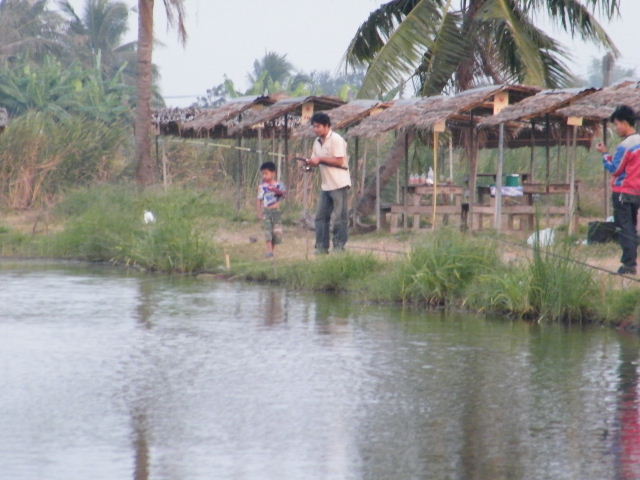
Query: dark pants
613 193 639 267
315 187 349 252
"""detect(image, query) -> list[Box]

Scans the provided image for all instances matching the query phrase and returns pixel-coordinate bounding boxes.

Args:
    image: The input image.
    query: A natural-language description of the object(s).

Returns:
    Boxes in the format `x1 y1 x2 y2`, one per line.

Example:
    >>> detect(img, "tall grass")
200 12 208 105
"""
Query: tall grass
50 186 220 273
528 244 597 323
388 231 499 305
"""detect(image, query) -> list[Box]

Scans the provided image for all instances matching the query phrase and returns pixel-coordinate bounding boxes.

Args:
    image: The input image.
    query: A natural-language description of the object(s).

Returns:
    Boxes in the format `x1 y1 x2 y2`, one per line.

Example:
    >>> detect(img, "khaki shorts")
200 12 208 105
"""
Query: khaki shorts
263 209 283 244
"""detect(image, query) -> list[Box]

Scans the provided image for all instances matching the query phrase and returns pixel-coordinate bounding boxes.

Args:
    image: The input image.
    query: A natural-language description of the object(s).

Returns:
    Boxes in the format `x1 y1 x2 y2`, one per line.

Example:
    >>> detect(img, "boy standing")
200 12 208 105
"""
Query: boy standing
596 105 640 275
257 162 286 258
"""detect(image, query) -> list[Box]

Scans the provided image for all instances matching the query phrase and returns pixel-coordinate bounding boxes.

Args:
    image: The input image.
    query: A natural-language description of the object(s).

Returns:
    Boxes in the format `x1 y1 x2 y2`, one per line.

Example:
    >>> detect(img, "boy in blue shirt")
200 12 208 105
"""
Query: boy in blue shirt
257 162 286 258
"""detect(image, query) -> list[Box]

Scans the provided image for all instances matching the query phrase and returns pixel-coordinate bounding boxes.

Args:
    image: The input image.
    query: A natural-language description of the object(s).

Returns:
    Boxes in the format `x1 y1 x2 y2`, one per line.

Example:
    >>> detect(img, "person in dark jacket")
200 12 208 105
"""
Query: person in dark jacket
596 105 640 274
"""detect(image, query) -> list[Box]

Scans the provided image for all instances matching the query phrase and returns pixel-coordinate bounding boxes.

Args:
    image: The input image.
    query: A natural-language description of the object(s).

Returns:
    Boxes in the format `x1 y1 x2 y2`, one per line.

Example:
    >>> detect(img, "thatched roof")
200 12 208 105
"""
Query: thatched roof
180 95 275 136
556 80 640 121
153 96 277 137
348 84 540 138
291 99 392 138
479 87 597 127
0 108 7 130
230 95 345 136
411 84 540 131
346 98 424 138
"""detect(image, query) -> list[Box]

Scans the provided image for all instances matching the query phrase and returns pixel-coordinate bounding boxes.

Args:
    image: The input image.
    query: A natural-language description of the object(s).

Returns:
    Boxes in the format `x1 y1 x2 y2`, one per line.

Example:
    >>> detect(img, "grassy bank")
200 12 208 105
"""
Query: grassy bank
232 231 640 326
1 185 639 326
1 185 226 273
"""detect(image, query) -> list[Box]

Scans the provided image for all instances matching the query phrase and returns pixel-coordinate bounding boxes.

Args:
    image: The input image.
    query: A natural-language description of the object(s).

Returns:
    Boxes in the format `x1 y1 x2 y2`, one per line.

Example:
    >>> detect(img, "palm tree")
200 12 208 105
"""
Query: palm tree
0 0 64 64
58 0 134 76
247 51 294 92
345 0 621 98
135 0 186 186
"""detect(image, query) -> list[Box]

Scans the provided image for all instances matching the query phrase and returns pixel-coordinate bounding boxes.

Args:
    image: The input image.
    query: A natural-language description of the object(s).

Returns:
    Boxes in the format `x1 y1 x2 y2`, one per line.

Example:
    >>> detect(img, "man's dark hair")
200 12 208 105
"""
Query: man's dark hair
260 161 277 172
610 105 636 126
311 112 331 127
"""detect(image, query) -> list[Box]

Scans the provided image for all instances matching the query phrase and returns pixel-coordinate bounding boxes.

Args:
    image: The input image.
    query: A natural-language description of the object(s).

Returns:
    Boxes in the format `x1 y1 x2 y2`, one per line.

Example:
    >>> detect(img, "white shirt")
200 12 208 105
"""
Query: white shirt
311 130 352 191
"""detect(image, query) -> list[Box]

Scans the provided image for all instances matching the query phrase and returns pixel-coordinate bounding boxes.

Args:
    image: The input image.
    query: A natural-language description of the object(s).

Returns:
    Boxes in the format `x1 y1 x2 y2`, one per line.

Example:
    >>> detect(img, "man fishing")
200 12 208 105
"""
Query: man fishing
596 105 640 275
304 112 352 254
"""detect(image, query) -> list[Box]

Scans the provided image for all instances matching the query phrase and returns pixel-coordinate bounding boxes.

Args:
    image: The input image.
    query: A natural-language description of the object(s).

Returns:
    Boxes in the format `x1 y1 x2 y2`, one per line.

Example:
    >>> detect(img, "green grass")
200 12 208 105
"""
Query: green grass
386 230 499 306
235 252 382 292
46 185 222 273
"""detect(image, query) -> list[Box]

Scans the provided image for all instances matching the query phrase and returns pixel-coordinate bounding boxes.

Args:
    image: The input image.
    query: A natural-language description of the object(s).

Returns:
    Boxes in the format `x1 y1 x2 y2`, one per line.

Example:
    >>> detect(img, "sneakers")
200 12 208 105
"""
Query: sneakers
617 265 637 275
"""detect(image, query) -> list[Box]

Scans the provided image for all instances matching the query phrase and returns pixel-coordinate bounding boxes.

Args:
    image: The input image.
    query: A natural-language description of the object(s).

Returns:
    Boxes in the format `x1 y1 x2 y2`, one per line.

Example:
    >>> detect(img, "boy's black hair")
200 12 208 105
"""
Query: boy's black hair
610 105 636 126
311 112 331 127
260 161 277 172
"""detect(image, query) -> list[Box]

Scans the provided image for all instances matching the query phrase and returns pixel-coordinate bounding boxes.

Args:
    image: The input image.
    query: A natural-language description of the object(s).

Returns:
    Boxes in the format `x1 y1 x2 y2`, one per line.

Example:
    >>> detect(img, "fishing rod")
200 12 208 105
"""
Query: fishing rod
491 235 640 283
290 156 349 172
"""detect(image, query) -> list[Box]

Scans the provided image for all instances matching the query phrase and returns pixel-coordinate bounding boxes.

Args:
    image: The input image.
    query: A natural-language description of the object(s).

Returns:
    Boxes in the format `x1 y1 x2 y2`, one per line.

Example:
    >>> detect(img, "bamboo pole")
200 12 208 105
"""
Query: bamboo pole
376 144 381 231
603 120 610 219
568 125 578 235
545 115 551 186
432 130 439 229
495 123 505 232
403 133 409 230
353 136 359 228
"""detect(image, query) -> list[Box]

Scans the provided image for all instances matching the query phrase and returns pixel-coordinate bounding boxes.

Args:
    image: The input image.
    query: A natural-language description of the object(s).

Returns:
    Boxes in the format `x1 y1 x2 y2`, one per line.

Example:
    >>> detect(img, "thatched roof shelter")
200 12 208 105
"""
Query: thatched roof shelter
0 108 7 132
153 106 201 136
556 80 640 121
153 95 277 138
230 95 345 137
346 98 424 138
180 95 275 138
291 99 392 138
348 84 539 139
411 84 540 131
479 87 597 127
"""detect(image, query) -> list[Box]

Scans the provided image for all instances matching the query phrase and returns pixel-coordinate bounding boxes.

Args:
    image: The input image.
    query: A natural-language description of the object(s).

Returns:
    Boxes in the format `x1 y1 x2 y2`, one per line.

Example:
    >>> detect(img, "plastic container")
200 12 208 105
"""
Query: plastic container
505 174 521 187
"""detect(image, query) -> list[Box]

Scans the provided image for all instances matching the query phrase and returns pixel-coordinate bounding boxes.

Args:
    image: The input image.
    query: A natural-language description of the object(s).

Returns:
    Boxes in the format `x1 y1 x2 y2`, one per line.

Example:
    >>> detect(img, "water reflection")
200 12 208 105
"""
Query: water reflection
1 263 640 480
615 333 640 480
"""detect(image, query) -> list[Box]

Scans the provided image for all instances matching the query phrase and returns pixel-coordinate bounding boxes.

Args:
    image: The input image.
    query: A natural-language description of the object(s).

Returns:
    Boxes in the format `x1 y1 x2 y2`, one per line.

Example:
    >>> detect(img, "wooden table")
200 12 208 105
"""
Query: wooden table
389 184 466 233
471 182 577 231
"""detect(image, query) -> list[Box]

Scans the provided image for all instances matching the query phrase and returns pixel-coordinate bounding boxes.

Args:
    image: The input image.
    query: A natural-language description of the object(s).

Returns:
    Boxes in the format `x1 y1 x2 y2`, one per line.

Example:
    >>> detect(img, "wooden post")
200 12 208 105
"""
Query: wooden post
236 136 243 212
449 135 454 182
283 113 289 185
545 114 551 187
353 136 359 227
432 121 446 230
403 133 409 230
603 119 610 219
568 122 579 235
495 123 505 232
376 144 381 231
257 127 263 164
432 130 439 229
529 120 535 181
468 123 479 204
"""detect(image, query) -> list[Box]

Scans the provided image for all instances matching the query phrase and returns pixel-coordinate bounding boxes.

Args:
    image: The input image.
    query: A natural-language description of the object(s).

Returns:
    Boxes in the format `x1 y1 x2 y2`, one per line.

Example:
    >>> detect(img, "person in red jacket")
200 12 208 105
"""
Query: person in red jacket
597 105 640 275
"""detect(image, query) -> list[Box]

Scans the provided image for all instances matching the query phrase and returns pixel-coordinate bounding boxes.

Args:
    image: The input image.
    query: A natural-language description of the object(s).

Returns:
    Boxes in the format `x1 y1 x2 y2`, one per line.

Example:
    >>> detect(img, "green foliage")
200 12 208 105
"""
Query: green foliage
51 186 220 273
237 252 382 292
0 55 132 122
345 0 620 97
529 244 598 322
595 288 640 325
0 110 130 208
392 230 499 305
464 267 533 318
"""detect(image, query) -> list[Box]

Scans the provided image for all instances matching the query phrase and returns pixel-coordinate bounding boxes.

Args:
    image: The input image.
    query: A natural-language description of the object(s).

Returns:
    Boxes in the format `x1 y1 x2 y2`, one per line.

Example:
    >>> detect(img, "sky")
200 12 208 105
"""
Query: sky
65 0 640 107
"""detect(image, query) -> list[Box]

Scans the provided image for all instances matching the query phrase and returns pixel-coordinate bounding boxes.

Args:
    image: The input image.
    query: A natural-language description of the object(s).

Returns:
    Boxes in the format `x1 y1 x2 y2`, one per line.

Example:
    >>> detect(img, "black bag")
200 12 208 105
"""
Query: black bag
587 221 617 244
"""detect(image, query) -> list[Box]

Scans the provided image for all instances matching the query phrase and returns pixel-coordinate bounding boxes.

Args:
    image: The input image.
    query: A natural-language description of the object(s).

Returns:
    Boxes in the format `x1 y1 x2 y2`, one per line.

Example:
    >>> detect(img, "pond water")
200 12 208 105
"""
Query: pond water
1 261 639 480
